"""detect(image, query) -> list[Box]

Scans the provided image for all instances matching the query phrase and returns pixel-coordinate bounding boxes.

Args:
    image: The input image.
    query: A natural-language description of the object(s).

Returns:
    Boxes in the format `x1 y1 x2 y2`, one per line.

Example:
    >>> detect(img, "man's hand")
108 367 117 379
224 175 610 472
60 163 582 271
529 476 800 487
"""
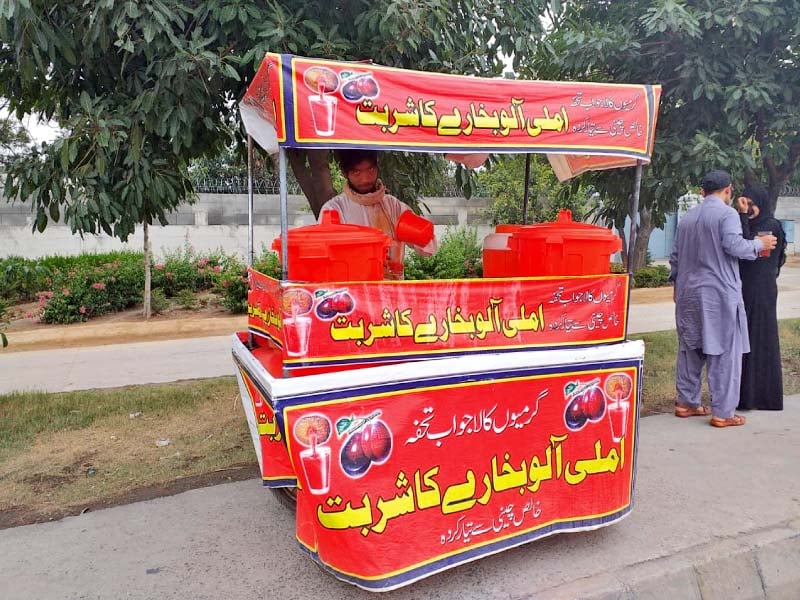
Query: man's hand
757 233 778 251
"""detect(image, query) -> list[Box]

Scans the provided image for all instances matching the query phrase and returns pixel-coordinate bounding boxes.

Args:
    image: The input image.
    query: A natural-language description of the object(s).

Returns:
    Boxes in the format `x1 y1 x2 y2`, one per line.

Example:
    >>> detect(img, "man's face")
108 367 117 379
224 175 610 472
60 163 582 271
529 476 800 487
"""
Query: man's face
723 184 733 204
345 159 379 194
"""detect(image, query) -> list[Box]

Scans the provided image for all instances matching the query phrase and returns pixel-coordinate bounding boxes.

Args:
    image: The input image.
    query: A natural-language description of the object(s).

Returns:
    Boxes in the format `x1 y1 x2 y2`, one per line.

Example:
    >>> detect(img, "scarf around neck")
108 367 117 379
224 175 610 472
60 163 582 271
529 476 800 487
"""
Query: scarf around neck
344 180 386 206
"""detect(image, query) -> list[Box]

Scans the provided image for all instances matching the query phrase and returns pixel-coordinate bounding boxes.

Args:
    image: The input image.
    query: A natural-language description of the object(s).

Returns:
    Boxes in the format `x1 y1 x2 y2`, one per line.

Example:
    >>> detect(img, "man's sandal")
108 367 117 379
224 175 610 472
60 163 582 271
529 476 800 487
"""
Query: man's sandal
710 415 746 428
674 404 711 418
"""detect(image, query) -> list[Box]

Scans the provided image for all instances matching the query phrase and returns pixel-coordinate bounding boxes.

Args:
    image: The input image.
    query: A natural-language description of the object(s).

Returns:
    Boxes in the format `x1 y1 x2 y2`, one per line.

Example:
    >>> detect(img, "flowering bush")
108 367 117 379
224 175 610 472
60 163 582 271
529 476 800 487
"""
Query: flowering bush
40 254 144 323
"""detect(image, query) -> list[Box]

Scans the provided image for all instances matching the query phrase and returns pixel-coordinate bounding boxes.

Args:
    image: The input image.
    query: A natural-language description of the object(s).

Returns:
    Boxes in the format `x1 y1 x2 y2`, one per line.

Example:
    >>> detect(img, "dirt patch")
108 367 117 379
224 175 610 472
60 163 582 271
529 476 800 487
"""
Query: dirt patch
2 296 246 353
0 464 259 530
629 286 673 304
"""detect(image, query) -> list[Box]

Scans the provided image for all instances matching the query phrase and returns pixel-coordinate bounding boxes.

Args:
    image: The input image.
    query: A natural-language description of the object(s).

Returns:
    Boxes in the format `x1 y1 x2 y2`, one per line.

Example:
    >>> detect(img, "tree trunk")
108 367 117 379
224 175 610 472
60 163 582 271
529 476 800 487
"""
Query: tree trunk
143 221 151 320
286 148 337 218
632 206 654 272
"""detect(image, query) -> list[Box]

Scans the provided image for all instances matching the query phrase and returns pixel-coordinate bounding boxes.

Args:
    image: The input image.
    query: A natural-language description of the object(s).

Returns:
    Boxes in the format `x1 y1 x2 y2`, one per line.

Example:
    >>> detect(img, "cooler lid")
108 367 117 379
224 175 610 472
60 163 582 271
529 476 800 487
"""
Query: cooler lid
511 209 621 243
274 211 392 246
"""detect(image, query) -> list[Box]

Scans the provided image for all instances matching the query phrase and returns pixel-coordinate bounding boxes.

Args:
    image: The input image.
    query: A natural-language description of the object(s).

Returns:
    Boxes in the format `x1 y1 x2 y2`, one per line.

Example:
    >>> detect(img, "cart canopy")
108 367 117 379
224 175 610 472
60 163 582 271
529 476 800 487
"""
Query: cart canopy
240 53 661 180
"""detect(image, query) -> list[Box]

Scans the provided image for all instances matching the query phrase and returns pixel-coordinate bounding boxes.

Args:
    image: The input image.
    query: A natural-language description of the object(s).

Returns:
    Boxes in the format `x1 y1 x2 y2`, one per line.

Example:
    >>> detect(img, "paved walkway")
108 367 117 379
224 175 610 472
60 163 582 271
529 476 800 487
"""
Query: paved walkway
1 400 798 599
2 269 800 598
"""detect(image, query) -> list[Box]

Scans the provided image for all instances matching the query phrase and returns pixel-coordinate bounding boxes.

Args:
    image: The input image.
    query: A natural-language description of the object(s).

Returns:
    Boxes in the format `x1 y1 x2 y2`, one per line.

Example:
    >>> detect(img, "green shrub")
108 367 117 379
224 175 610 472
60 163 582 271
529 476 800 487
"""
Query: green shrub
610 261 626 274
405 226 483 280
632 265 670 288
176 289 198 310
215 265 249 313
212 249 280 314
40 254 144 324
0 298 9 348
0 256 52 302
150 289 169 315
253 249 282 278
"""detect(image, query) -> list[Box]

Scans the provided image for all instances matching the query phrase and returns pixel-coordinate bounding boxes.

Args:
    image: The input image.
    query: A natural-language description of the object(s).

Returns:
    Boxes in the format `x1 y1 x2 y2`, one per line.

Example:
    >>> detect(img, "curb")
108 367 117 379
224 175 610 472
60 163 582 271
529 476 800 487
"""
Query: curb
527 519 800 599
1 315 246 353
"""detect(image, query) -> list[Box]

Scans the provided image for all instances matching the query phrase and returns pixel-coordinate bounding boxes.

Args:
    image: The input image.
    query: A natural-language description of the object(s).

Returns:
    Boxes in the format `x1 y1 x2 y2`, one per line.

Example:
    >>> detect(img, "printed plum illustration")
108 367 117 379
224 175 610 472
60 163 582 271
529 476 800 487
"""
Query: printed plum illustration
340 74 379 102
340 431 371 477
565 398 587 430
564 384 606 431
314 290 354 320
360 419 392 463
336 414 394 478
579 386 606 421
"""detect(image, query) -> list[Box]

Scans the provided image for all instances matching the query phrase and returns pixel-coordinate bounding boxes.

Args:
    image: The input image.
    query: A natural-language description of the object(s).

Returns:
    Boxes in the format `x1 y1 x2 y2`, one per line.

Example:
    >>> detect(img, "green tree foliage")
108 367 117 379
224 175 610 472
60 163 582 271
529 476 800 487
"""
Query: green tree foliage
0 1 549 234
532 0 800 268
478 155 589 225
0 1 251 239
0 109 32 168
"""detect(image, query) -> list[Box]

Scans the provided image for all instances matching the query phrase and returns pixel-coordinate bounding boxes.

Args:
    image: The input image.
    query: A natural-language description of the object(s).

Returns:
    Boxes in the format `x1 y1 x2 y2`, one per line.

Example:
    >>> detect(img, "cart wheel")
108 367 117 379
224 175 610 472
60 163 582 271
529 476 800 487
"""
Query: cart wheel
270 487 297 510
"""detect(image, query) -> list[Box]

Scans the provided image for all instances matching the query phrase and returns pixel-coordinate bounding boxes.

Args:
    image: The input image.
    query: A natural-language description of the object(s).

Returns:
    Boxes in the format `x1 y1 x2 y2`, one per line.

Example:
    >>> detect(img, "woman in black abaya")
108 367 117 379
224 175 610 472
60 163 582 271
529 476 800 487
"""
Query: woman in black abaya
739 183 787 410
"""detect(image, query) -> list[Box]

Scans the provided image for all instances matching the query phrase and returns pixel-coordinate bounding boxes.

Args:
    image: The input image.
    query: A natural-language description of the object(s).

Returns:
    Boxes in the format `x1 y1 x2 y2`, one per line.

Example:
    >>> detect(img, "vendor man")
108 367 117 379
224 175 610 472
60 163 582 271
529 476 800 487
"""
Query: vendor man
319 149 437 279
669 169 777 428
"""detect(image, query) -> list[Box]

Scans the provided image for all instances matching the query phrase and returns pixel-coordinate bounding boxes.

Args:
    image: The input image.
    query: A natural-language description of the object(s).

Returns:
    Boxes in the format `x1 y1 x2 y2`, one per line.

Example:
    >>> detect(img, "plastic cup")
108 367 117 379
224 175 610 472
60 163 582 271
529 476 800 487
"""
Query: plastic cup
608 398 629 443
308 95 337 136
395 211 434 247
283 315 312 357
757 231 772 257
299 445 331 495
385 242 406 280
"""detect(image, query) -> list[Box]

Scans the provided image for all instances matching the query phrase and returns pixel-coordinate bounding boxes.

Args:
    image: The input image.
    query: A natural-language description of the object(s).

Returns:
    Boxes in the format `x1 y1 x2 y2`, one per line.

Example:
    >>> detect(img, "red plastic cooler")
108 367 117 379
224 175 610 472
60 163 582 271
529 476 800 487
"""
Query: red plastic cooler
272 211 391 282
485 210 621 278
509 210 621 276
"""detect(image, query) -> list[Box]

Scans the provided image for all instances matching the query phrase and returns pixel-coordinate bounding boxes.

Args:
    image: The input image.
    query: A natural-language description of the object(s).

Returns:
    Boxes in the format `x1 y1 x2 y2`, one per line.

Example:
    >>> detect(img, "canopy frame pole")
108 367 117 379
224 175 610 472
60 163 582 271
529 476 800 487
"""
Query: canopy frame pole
247 136 255 267
279 147 289 280
246 135 255 349
627 160 644 276
522 154 532 225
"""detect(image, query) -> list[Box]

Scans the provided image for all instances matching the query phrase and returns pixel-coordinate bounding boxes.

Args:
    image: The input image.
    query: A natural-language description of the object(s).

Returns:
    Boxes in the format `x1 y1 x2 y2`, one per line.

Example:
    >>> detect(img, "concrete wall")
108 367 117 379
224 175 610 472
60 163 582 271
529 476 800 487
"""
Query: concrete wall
0 193 493 259
4 190 795 260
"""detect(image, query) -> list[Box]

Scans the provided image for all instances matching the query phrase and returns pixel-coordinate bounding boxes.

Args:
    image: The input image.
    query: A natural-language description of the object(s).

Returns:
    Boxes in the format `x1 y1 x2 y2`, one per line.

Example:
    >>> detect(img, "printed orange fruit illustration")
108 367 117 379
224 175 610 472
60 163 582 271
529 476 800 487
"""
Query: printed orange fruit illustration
282 289 313 315
604 373 632 400
294 414 332 446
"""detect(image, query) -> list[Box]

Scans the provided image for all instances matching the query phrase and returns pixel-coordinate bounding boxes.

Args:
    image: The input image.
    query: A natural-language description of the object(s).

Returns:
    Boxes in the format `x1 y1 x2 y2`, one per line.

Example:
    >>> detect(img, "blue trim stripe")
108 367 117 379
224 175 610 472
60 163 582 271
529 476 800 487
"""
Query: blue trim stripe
279 358 642 407
299 506 631 591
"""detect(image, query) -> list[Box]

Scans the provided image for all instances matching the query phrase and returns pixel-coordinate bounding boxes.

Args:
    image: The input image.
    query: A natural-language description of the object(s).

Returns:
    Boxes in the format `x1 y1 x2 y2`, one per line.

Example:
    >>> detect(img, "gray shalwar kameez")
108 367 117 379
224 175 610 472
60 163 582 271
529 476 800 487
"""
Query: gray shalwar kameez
669 195 762 418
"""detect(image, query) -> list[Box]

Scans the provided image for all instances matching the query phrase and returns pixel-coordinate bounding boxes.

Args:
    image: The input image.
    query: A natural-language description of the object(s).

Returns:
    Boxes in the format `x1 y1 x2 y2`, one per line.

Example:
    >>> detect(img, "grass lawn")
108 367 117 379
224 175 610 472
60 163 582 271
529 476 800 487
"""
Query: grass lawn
3 318 800 527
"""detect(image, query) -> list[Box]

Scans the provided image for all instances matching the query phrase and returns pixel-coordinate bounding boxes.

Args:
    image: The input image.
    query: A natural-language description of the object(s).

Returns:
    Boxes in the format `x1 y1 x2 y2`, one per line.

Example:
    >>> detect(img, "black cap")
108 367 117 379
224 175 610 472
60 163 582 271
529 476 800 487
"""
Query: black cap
700 170 732 193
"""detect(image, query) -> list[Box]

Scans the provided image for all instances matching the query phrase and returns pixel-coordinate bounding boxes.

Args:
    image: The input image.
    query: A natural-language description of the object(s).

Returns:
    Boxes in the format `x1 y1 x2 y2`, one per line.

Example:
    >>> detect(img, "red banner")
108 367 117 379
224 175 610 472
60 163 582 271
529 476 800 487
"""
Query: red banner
247 270 629 369
235 360 295 485
241 53 661 159
283 360 640 590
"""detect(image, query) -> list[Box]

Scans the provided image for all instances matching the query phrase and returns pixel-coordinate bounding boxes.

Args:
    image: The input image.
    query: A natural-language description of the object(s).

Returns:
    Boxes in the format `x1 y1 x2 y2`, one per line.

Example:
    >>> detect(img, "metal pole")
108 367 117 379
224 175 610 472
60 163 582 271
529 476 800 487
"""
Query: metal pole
247 136 255 267
246 136 255 349
627 160 644 275
278 147 289 281
522 154 531 224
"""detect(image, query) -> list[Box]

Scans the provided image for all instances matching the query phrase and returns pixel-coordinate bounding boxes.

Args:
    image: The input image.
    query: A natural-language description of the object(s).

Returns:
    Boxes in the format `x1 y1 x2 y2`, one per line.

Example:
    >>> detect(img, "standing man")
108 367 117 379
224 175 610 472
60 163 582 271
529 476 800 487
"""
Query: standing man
669 170 777 428
319 149 437 279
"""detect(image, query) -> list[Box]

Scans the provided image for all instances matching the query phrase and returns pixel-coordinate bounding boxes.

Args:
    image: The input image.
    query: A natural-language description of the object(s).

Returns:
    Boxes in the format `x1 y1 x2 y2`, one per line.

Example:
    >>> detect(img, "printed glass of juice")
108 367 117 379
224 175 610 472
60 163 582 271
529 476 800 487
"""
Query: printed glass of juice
283 315 312 357
608 398 629 443
300 445 331 495
757 231 772 257
308 95 337 136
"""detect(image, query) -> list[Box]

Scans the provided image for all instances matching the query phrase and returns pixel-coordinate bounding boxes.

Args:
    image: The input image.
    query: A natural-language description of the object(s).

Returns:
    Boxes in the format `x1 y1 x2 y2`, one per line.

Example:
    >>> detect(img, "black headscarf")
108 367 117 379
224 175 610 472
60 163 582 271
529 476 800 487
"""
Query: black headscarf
743 182 786 272
743 183 773 228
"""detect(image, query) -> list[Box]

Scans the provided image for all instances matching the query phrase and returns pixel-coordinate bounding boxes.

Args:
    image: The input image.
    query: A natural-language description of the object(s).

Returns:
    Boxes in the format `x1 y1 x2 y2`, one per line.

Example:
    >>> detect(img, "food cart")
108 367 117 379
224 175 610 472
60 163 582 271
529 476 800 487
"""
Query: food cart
233 53 661 591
